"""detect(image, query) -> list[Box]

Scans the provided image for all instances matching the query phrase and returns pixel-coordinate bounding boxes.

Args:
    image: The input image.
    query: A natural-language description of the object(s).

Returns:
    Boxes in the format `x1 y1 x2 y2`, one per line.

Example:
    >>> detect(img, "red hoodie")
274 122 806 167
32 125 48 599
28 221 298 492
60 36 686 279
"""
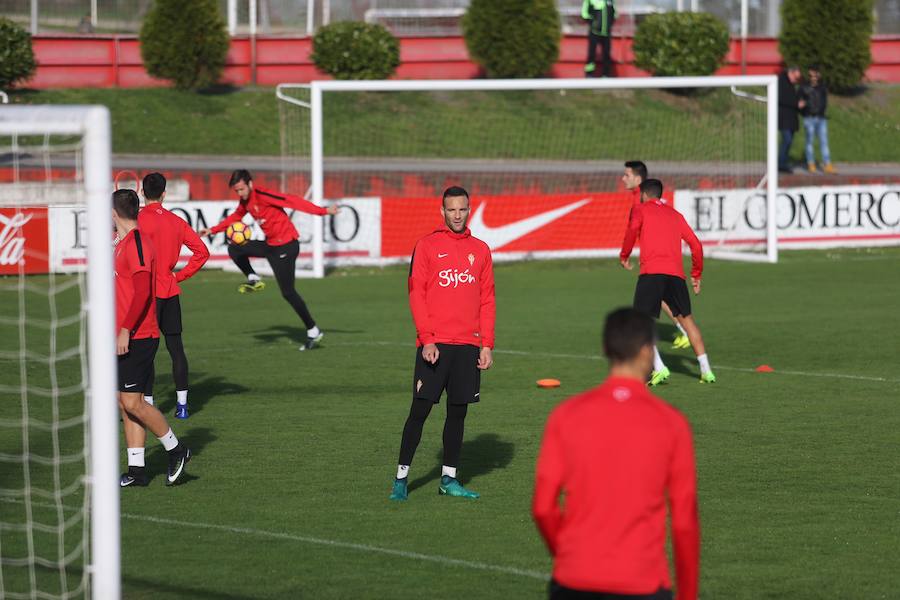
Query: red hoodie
408 227 495 349
620 198 704 280
138 203 209 299
210 185 328 247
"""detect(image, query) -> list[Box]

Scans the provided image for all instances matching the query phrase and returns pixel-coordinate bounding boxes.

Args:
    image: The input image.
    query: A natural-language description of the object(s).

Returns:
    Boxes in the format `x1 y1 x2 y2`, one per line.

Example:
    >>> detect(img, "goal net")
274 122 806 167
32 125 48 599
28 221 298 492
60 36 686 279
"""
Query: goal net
0 106 119 599
278 76 778 276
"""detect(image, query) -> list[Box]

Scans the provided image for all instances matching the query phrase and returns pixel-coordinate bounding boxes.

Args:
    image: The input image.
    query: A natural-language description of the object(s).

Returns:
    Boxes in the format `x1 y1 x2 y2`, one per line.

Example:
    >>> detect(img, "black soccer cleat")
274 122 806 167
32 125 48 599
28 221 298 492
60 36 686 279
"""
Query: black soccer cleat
299 331 324 352
166 445 191 486
120 467 149 488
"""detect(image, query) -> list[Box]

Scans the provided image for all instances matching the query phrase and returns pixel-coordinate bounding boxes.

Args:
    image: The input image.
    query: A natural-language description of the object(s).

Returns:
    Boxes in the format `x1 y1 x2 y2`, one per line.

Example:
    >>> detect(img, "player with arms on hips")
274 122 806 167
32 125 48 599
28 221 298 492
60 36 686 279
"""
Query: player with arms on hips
622 160 690 350
138 172 210 418
620 179 715 385
533 307 700 600
199 170 340 351
113 189 191 487
389 186 496 501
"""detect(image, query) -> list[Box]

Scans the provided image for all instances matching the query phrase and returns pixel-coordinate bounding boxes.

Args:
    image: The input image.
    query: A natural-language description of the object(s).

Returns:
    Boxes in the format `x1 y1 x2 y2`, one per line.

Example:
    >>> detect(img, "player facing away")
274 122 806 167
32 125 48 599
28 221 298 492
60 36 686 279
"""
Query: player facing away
620 179 716 385
622 160 690 350
138 172 210 419
199 170 340 351
389 186 496 501
112 189 191 487
533 308 700 600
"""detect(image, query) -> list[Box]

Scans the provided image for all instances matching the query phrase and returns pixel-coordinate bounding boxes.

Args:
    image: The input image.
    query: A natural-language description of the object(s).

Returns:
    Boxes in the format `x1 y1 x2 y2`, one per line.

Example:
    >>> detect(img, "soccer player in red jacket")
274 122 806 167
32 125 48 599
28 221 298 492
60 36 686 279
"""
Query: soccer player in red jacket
533 307 700 600
113 189 191 487
620 179 715 385
138 172 209 419
389 186 495 501
199 170 339 351
622 160 691 350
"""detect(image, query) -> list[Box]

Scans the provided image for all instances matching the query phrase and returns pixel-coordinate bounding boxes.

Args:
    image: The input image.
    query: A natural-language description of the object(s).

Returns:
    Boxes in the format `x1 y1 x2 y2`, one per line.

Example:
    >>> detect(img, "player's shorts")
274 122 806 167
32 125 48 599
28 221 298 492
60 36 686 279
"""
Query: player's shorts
413 343 481 405
549 580 672 600
118 337 159 393
633 274 692 319
155 295 183 335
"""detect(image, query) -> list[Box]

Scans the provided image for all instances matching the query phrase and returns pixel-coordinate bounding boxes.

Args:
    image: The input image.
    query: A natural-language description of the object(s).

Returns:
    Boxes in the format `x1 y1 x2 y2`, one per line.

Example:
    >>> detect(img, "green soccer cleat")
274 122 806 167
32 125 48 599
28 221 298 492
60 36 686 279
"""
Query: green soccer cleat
238 280 266 294
700 371 717 384
649 366 671 387
672 334 691 350
389 478 408 501
438 476 479 499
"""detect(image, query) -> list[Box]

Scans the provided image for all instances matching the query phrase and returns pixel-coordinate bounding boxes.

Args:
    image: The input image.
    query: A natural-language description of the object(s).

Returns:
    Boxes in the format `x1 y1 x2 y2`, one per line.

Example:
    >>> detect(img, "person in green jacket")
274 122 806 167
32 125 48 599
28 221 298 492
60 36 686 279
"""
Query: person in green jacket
583 0 616 77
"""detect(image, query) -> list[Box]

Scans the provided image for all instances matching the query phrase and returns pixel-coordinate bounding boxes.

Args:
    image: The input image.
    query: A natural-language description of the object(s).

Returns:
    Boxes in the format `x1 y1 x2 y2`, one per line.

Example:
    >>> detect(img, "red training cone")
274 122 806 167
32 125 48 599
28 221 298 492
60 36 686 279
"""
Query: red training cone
756 365 774 373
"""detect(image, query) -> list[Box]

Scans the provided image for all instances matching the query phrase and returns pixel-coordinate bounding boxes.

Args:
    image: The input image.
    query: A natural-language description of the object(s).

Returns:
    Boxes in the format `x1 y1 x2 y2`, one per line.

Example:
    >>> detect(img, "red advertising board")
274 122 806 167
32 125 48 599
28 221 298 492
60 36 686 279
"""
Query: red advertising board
0 208 50 275
381 192 633 258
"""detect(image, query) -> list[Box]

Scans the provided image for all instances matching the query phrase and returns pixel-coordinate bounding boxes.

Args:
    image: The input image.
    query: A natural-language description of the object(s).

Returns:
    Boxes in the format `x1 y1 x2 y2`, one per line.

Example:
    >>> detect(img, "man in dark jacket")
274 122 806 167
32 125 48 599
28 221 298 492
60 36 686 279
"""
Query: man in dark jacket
800 65 835 174
778 66 805 174
583 0 615 77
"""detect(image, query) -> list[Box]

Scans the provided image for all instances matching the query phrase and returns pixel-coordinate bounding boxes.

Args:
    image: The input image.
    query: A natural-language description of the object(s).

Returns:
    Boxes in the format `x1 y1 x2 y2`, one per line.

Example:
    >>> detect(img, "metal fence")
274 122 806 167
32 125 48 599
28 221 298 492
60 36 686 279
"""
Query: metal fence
2 0 898 36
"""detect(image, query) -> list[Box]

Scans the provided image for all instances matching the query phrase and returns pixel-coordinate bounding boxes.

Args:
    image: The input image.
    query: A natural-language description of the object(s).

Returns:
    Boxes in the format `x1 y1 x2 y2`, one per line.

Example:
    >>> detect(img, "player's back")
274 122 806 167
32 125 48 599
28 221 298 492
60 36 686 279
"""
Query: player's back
114 229 159 339
636 200 696 278
138 204 188 298
547 377 690 592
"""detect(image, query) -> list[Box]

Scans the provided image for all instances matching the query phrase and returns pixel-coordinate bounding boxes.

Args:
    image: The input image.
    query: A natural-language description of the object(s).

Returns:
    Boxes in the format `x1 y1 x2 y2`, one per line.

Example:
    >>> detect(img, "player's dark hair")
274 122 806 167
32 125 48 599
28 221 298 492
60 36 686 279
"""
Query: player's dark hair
112 189 140 220
142 172 166 200
603 308 655 363
229 169 253 187
640 178 663 199
624 160 648 181
442 185 469 207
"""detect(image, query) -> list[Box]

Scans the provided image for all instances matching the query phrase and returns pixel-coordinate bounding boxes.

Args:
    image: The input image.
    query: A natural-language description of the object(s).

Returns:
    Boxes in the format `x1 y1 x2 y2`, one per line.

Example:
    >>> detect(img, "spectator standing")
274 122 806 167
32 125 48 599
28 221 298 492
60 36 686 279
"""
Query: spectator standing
800 65 835 174
778 65 805 174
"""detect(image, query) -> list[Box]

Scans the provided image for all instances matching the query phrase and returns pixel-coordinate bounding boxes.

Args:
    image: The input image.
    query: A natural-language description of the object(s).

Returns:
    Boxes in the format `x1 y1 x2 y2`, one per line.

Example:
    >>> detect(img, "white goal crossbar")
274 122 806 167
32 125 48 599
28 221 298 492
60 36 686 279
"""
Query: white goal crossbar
0 105 119 599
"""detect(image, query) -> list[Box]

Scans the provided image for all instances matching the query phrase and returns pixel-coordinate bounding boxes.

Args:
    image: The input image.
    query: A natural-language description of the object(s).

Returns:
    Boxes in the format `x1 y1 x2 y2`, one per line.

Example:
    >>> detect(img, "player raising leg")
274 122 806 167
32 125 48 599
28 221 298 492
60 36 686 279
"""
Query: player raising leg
138 172 210 419
198 170 340 351
619 179 716 385
622 161 691 350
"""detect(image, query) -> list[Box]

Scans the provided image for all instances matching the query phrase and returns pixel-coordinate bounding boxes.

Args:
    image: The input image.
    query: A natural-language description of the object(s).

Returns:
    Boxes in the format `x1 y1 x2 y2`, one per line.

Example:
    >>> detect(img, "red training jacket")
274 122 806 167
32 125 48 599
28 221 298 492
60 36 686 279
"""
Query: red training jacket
138 203 210 299
115 229 159 340
532 376 700 600
408 227 495 348
210 185 328 247
620 198 704 280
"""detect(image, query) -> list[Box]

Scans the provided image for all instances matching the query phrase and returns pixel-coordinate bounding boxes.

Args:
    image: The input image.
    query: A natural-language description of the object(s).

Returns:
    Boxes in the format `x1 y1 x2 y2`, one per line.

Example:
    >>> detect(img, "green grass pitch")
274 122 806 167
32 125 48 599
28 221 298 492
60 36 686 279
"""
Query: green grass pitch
1 248 899 599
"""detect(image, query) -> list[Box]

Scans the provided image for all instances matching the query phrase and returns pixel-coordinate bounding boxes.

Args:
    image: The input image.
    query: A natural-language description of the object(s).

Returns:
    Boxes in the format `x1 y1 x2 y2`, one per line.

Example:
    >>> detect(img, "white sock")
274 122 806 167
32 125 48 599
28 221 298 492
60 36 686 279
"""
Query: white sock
653 346 667 372
676 322 687 336
127 447 145 468
176 390 188 406
442 465 457 479
307 325 320 338
158 428 179 452
247 273 260 283
697 353 711 375
396 465 409 480
143 395 154 406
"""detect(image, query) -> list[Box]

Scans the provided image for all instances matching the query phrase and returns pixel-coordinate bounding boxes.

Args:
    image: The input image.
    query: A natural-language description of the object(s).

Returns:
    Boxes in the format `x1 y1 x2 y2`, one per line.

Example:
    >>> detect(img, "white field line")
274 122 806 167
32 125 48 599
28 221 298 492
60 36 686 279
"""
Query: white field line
0 498 549 581
325 341 900 384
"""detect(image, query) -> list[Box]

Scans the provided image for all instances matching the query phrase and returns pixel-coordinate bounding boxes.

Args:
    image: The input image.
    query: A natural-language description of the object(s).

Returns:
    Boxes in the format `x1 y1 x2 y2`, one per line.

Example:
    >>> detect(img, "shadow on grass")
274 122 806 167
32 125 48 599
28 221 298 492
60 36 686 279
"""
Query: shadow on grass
252 324 365 344
408 432 515 493
124 572 260 600
154 371 249 417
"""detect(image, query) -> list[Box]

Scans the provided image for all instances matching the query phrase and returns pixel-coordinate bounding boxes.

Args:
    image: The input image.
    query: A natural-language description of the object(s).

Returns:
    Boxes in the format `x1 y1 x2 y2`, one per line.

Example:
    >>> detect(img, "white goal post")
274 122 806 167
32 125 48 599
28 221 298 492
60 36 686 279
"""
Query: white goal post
278 75 778 274
0 105 119 600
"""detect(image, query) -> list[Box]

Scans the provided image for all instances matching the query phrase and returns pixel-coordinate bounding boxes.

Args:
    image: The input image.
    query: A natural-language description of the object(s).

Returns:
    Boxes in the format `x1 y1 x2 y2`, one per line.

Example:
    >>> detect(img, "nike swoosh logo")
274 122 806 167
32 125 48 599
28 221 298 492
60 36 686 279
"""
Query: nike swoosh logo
469 198 592 250
279 254 287 258
438 253 448 258
124 383 137 388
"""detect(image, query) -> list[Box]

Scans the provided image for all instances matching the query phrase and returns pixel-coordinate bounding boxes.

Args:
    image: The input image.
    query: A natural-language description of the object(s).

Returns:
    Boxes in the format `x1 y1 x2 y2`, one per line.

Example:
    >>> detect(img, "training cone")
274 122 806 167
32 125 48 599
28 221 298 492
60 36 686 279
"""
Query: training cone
537 378 561 388
756 365 774 373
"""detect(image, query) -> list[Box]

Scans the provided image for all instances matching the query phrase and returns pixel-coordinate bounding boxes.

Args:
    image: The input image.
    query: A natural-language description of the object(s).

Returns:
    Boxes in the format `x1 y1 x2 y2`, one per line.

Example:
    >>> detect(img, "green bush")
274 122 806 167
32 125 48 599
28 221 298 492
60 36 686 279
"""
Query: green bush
0 18 37 89
633 12 730 77
780 0 872 93
463 0 560 79
140 0 229 90
311 22 400 80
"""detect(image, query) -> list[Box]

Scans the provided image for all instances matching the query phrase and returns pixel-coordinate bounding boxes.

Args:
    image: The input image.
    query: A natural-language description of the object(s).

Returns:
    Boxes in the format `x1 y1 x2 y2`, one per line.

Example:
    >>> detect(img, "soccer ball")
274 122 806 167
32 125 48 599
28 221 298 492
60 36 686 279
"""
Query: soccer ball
226 221 251 245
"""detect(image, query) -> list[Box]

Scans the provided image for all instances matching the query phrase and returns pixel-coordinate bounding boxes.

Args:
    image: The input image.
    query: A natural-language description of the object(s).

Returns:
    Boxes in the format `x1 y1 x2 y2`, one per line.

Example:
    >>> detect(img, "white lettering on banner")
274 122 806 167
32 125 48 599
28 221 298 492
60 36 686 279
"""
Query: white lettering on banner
675 185 900 249
48 198 382 273
0 212 33 266
438 268 476 288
